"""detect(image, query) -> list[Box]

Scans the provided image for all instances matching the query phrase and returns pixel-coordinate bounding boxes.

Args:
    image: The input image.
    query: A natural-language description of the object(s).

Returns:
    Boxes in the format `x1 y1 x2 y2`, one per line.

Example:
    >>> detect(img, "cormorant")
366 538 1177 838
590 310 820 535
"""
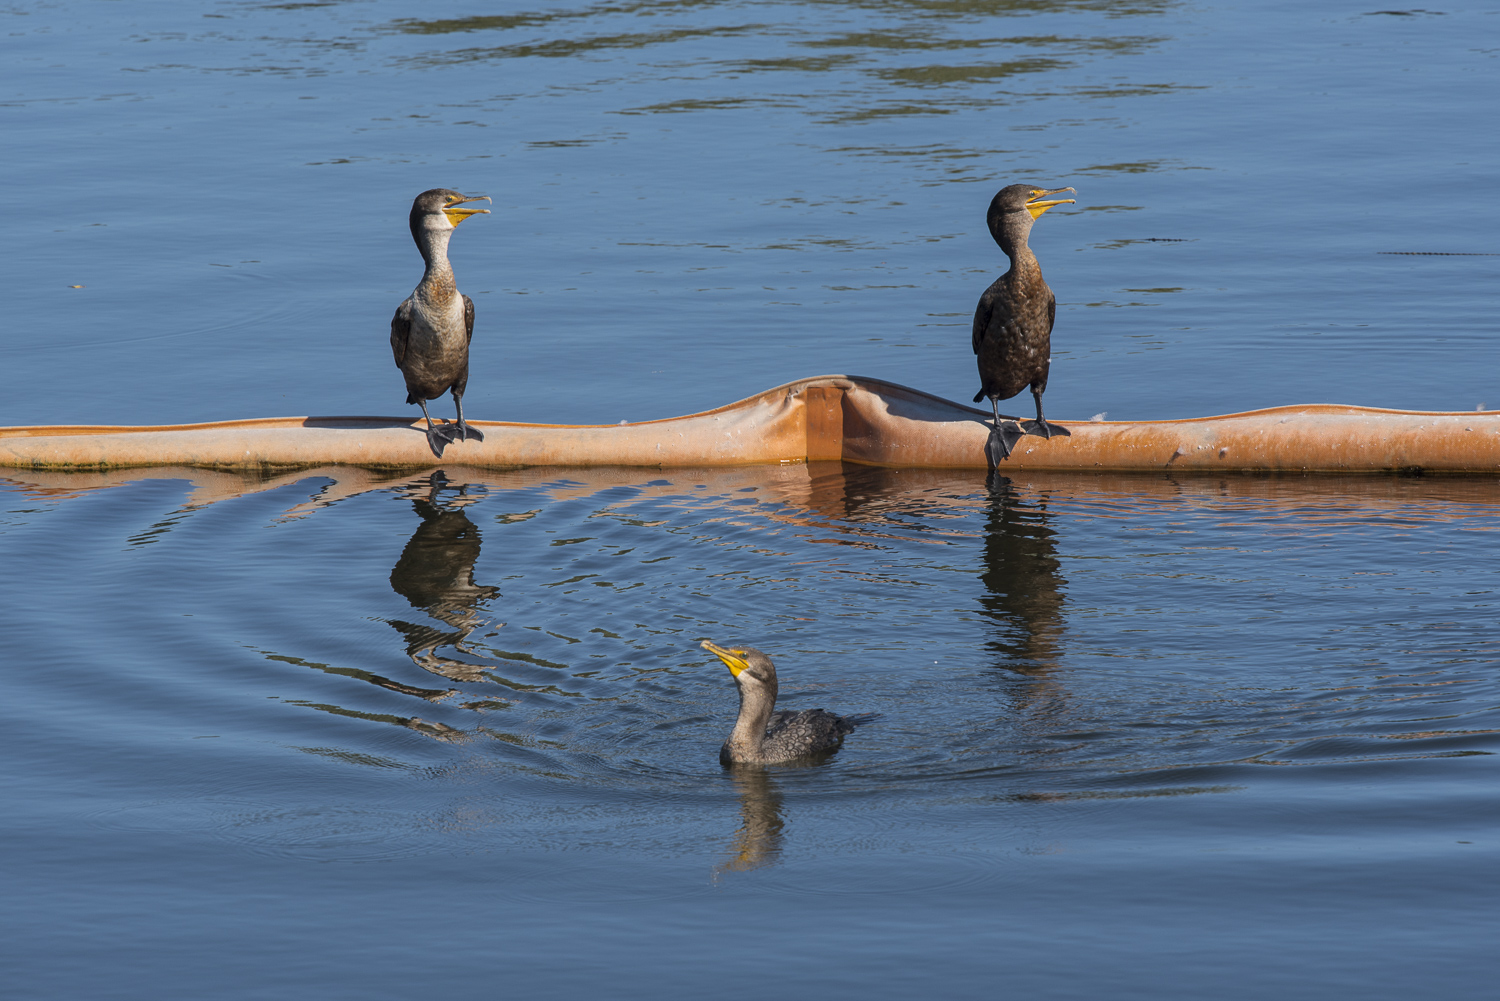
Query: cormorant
972 184 1076 464
391 188 490 458
701 640 867 765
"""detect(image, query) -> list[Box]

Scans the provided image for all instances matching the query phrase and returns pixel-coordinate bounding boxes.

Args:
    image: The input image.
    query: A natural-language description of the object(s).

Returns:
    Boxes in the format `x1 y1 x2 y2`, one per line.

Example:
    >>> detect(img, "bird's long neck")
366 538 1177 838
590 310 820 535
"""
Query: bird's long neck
992 211 1039 278
727 682 777 760
415 228 457 301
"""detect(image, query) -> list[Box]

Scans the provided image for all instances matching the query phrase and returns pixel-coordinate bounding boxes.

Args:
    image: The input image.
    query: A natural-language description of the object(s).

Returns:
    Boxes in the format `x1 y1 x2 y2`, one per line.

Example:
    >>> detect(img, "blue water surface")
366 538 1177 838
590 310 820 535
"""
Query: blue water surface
3 1 1500 998
6 0 1498 428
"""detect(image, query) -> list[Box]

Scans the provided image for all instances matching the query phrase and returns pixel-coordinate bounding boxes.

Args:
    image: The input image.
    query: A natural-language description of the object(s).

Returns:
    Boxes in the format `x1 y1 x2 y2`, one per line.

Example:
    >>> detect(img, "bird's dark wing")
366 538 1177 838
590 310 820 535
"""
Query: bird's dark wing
390 301 412 369
972 294 991 355
462 294 475 345
1045 290 1056 337
767 708 856 744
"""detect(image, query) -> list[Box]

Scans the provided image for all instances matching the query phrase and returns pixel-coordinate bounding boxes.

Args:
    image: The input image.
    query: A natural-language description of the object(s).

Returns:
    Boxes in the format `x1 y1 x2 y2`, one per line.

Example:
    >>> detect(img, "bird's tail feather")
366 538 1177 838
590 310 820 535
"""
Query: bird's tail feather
973 389 986 403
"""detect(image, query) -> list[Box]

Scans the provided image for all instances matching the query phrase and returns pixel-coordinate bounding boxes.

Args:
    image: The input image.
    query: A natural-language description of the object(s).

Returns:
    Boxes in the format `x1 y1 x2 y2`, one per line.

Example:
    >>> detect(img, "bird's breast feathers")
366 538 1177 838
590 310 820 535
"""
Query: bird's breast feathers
406 292 468 341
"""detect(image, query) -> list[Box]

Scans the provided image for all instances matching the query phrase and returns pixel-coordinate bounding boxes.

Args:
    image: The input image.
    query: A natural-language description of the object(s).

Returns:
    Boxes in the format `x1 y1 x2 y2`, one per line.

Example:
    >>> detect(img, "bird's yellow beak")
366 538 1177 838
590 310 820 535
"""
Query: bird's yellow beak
443 193 492 226
702 640 748 677
1026 187 1076 220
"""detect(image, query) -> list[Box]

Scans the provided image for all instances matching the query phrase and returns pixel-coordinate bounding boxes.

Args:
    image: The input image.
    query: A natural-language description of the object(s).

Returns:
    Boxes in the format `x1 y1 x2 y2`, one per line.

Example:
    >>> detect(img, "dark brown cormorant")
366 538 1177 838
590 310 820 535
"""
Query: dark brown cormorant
391 188 490 458
701 640 868 765
972 184 1076 464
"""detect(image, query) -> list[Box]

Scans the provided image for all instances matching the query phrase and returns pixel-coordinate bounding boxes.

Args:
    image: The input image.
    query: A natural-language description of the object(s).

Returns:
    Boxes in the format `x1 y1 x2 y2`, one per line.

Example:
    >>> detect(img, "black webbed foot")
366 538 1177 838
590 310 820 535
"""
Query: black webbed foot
414 400 451 457
1020 420 1072 440
433 421 483 445
984 421 1027 466
449 397 483 445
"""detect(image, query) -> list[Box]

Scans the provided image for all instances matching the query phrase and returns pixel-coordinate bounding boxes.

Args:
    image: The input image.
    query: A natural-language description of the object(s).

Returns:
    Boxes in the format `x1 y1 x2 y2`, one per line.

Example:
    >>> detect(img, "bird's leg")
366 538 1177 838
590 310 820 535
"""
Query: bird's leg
415 399 448 458
984 398 1024 467
1022 388 1071 440
452 391 484 444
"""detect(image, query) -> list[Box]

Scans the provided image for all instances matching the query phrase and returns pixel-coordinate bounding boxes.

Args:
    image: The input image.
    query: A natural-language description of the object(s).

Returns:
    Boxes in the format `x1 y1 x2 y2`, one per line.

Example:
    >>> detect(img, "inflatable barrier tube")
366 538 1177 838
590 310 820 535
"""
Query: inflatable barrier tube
2 375 1498 474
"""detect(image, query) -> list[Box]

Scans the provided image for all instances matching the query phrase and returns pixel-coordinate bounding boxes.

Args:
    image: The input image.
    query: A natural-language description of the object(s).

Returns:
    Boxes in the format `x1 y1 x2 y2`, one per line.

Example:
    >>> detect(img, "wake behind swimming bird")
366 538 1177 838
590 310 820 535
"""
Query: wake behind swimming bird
701 640 872 766
391 188 490 458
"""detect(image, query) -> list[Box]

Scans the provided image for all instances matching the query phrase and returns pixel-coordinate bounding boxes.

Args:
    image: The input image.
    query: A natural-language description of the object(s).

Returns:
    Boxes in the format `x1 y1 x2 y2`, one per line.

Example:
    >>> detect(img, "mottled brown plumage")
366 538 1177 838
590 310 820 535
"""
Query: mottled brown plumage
391 188 490 458
701 641 869 766
972 183 1075 464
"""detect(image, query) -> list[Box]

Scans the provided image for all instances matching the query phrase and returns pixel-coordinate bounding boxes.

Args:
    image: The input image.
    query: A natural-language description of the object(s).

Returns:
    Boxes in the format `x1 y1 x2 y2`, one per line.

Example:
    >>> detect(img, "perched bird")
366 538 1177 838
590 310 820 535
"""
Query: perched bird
391 188 491 458
972 183 1076 464
701 640 869 766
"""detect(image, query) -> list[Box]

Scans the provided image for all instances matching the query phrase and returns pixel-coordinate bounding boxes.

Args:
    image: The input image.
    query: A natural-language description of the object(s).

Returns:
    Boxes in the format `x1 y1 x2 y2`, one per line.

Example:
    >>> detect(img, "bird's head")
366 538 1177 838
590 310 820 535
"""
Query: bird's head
702 641 779 697
409 188 490 248
989 183 1076 223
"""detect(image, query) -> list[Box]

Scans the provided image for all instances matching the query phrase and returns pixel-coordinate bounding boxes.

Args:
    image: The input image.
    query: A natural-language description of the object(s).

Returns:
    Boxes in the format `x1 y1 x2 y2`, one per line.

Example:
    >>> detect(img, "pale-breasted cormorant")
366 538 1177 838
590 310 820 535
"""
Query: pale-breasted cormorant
701 640 868 765
391 188 490 458
972 184 1075 464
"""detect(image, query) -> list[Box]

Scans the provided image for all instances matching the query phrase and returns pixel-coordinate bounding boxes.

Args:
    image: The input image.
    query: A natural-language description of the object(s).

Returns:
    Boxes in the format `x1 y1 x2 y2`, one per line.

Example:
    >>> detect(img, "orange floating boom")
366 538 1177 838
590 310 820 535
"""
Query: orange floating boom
1 376 1497 473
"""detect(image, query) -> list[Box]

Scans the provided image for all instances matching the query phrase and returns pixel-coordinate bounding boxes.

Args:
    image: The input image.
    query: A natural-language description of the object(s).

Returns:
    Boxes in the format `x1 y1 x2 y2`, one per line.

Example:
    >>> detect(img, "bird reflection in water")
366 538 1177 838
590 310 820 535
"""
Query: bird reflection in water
714 767 786 876
788 462 1068 671
387 471 502 684
979 472 1067 676
261 472 506 742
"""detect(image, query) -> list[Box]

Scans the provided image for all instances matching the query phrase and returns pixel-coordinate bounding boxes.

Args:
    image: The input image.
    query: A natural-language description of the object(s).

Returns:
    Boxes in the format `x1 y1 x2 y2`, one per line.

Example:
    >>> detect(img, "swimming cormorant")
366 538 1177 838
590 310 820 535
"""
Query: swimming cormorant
972 184 1075 464
391 188 490 458
701 640 865 765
